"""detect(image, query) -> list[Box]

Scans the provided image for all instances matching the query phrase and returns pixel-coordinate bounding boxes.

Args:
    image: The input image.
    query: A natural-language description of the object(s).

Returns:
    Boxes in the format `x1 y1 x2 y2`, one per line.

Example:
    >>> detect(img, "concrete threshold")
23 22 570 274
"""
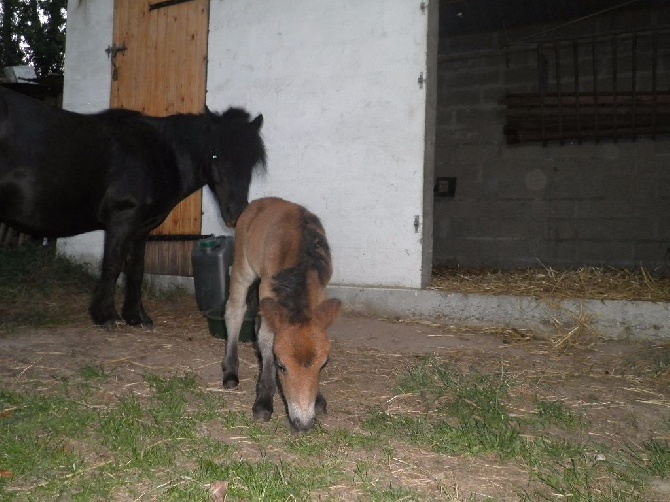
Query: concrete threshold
328 285 670 341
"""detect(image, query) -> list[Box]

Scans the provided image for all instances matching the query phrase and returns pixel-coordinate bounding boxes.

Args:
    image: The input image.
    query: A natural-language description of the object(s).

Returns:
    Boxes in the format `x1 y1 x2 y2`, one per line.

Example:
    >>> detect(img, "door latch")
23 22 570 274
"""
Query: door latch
105 44 127 81
417 72 425 90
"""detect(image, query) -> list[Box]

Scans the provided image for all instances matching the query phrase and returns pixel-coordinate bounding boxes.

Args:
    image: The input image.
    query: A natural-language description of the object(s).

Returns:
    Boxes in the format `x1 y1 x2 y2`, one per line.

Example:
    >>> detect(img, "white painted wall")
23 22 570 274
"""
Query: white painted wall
58 0 114 270
60 0 435 289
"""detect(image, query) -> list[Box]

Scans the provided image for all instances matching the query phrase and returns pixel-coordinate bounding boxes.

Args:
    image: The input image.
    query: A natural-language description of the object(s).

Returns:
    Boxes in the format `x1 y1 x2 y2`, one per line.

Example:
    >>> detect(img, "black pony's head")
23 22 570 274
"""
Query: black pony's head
204 107 266 227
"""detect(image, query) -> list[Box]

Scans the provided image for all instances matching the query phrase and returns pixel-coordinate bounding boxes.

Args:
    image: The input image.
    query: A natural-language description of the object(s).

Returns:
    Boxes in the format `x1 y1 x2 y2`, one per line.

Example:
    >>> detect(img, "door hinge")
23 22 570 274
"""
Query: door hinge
150 0 196 10
417 72 425 90
420 1 427 14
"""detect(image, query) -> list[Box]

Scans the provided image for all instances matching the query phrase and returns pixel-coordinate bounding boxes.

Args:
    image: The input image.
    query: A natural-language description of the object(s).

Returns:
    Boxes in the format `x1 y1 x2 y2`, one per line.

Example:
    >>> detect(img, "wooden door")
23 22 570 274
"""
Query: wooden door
111 0 209 276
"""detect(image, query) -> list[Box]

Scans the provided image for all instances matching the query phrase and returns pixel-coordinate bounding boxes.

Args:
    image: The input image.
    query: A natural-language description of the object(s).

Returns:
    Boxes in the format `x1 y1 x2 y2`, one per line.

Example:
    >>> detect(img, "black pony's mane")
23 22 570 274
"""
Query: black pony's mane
94 108 145 123
95 106 267 175
208 107 267 175
217 107 253 122
272 209 331 325
96 106 244 121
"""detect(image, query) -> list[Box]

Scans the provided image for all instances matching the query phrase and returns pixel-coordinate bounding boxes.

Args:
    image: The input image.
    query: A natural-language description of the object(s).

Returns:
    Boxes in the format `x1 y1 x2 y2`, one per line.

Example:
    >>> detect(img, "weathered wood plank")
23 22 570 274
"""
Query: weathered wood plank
111 0 208 276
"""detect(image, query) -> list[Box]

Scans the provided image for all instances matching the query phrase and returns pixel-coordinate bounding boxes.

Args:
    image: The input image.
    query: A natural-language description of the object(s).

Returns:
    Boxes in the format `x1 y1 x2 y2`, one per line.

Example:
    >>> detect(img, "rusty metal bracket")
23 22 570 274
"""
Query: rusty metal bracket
418 72 425 90
105 44 127 81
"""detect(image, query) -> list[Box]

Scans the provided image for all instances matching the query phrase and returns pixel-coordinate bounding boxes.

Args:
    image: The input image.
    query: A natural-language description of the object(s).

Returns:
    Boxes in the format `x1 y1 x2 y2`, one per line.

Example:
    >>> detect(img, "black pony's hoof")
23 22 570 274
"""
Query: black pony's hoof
90 304 123 328
125 317 154 329
123 309 153 328
100 319 125 331
91 311 124 329
252 398 273 421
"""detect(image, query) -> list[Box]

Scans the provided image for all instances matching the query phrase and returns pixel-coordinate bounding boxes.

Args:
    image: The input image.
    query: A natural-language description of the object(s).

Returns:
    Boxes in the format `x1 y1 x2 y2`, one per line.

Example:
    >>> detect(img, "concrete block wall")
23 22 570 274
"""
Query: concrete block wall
434 7 670 272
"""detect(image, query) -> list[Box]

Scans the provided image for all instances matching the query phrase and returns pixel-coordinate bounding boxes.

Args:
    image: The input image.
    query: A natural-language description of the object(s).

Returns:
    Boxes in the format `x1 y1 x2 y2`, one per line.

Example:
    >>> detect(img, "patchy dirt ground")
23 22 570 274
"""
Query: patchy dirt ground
2 294 670 500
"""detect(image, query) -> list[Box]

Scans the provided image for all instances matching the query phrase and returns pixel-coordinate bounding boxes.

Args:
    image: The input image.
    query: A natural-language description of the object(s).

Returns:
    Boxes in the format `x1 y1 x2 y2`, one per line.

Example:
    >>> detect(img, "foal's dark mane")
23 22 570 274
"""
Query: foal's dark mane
272 209 331 325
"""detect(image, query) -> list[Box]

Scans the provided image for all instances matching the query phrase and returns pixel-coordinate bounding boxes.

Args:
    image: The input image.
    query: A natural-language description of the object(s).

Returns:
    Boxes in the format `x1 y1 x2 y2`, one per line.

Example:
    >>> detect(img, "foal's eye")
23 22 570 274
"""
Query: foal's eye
275 359 287 373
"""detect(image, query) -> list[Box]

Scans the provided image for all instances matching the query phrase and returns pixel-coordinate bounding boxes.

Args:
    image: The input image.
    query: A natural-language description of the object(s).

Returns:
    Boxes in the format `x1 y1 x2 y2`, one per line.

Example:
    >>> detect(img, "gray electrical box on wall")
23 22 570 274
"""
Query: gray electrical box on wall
434 177 457 198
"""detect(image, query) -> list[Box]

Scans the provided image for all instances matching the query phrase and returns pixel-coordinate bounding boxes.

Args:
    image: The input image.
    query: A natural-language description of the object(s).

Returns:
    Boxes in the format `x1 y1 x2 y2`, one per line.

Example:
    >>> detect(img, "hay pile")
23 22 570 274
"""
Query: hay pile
431 265 670 303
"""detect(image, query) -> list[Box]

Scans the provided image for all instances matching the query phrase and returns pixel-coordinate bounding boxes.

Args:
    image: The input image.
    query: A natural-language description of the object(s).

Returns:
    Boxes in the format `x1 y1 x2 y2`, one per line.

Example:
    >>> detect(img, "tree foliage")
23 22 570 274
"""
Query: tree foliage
0 0 67 76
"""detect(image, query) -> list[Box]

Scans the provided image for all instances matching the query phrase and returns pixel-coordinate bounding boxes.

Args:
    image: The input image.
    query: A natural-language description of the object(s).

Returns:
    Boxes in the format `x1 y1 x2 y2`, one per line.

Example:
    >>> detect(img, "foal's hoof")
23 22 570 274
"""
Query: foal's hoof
252 399 273 422
222 375 239 389
315 393 328 415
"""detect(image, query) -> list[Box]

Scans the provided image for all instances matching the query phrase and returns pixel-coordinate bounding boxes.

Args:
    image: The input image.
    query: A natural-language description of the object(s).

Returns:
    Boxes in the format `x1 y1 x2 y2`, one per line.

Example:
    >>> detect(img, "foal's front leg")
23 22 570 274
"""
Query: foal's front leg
252 318 277 421
222 274 252 388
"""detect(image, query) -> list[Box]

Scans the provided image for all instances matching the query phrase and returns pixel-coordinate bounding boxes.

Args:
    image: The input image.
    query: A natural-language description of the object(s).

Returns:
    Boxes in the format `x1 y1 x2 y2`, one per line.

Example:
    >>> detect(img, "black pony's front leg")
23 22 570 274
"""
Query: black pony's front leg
90 226 131 328
122 234 152 327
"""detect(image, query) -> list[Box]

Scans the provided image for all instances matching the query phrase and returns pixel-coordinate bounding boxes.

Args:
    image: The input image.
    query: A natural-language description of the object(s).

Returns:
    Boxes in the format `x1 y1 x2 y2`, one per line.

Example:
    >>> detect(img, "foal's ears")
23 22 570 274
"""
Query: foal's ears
314 299 341 330
251 114 263 130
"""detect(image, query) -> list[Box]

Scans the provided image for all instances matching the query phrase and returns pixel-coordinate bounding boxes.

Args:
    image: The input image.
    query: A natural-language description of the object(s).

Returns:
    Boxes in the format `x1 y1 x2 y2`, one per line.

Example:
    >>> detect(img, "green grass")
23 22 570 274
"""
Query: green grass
535 399 581 429
362 356 670 501
0 243 194 331
196 459 335 501
0 367 431 501
642 439 670 477
284 426 381 456
0 368 393 501
1 370 330 501
0 244 97 330
364 358 524 458
2 356 669 500
0 389 99 497
0 244 97 297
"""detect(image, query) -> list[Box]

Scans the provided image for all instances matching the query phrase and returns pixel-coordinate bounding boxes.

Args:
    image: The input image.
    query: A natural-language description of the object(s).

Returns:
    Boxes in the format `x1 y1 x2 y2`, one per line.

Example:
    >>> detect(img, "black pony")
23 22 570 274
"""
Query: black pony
0 87 266 328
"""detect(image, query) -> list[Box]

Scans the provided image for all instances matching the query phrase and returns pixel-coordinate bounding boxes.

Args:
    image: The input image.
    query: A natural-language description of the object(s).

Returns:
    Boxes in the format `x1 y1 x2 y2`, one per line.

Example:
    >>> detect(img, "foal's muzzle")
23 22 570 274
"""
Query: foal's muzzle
290 415 316 433
287 400 317 432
